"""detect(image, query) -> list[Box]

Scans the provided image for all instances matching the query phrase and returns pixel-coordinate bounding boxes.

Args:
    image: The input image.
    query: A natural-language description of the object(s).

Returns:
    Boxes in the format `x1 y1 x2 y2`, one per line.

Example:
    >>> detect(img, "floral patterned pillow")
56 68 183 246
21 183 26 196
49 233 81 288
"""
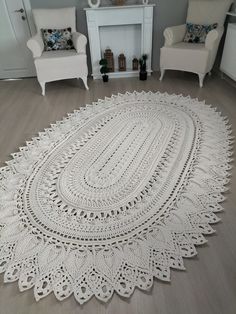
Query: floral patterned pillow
41 27 74 51
184 23 218 43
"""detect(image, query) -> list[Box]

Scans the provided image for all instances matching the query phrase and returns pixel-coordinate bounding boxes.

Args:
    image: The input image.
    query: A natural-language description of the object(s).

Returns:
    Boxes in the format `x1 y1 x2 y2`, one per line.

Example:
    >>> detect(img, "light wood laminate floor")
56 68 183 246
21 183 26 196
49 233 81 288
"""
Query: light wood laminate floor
0 72 235 314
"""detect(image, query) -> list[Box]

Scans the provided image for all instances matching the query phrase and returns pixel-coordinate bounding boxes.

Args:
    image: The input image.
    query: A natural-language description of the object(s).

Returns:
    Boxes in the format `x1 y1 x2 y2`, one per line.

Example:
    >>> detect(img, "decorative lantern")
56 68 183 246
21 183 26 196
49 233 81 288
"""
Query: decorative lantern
118 53 126 71
132 58 139 71
104 49 114 72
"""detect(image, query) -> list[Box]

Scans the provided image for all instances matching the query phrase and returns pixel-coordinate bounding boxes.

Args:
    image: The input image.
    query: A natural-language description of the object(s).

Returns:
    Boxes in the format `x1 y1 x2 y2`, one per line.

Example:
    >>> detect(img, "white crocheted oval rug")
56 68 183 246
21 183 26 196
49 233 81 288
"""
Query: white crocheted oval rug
0 91 232 304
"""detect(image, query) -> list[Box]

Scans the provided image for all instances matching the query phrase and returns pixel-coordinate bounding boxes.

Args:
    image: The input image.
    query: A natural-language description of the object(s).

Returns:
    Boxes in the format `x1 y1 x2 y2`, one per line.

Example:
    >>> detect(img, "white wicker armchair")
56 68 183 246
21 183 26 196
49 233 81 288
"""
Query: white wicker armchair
27 7 88 95
160 0 232 87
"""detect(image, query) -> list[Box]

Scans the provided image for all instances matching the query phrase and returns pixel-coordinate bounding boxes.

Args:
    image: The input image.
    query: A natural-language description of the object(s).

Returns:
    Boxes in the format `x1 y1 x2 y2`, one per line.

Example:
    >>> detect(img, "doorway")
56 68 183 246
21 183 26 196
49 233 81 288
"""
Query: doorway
0 0 36 79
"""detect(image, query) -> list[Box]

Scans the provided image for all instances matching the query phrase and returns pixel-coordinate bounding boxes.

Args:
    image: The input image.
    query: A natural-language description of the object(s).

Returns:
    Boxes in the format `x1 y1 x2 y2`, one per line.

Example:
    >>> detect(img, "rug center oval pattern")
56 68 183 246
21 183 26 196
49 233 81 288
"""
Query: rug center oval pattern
0 91 232 304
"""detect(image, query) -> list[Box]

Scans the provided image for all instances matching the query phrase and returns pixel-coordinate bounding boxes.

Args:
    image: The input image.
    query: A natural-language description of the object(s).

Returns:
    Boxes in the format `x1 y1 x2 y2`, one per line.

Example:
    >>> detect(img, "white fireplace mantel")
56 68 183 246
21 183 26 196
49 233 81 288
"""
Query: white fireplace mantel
84 4 155 79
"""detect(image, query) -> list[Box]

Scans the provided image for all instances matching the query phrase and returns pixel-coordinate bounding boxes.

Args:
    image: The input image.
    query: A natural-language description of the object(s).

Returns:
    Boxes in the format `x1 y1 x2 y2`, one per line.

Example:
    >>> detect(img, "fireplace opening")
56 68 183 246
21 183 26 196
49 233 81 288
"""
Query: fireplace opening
99 24 142 72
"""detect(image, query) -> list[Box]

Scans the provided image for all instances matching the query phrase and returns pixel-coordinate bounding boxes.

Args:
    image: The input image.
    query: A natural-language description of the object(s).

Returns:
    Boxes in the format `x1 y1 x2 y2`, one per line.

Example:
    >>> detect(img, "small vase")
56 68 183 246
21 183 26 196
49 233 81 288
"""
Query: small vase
103 75 109 82
139 71 147 81
88 0 100 8
112 0 126 5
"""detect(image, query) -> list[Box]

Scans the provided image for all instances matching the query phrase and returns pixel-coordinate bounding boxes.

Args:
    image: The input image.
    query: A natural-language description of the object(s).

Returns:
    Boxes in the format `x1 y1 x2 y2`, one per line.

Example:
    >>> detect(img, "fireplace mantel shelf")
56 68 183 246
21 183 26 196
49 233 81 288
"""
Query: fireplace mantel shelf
84 4 155 11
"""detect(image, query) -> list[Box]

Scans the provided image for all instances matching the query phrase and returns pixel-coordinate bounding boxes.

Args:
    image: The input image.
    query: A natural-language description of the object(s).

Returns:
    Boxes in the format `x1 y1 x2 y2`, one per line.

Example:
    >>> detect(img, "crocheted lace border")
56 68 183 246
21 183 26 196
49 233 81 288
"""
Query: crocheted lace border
0 91 233 304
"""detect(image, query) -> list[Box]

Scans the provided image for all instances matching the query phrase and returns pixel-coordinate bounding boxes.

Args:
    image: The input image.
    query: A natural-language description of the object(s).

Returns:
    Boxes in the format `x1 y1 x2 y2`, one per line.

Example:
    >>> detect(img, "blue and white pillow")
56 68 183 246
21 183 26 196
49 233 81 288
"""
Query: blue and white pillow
41 27 74 51
184 23 218 43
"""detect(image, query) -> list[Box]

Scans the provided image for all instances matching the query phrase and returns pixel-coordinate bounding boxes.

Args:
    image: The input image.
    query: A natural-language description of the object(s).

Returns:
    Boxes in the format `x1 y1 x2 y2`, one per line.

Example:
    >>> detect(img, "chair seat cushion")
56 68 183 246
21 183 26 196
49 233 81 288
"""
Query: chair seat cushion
172 42 206 50
184 23 218 43
40 49 78 59
41 27 74 51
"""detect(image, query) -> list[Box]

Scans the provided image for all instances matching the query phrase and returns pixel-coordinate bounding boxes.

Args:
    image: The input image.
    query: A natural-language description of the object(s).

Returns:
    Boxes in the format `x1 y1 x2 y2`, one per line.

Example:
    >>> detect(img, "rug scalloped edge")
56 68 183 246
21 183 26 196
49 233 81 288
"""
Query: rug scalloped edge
0 91 233 304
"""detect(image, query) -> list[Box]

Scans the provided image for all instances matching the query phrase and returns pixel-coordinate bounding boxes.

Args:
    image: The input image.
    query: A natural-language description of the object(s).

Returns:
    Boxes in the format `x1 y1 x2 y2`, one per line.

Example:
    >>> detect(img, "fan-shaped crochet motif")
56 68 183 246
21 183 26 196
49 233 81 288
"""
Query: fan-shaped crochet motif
0 91 233 304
